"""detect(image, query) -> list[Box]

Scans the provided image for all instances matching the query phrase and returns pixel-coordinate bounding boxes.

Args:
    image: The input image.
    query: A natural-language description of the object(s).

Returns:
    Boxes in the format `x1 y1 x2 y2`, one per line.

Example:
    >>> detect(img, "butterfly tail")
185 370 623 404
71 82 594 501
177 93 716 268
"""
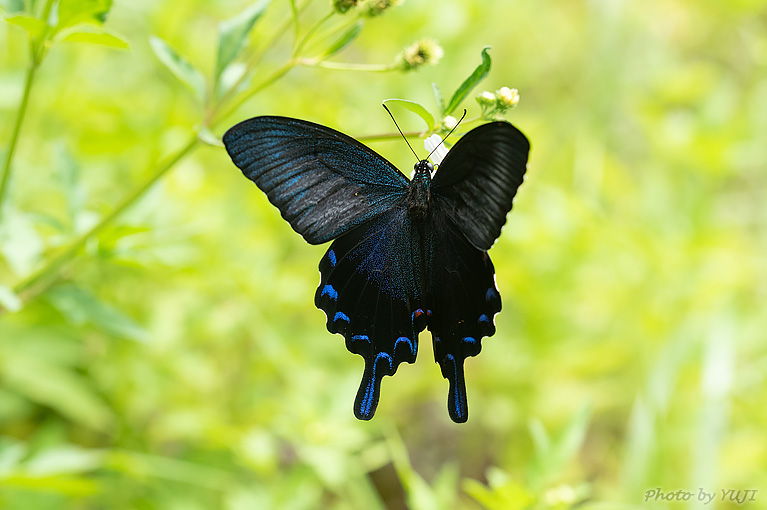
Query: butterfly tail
352 349 394 420
434 346 469 423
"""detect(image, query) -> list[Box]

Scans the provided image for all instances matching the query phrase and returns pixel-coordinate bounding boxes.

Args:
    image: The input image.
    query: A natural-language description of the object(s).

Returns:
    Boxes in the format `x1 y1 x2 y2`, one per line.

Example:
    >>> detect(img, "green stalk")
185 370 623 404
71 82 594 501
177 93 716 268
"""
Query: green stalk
212 61 296 126
12 136 199 300
355 131 422 142
299 59 395 72
0 63 38 223
0 0 57 223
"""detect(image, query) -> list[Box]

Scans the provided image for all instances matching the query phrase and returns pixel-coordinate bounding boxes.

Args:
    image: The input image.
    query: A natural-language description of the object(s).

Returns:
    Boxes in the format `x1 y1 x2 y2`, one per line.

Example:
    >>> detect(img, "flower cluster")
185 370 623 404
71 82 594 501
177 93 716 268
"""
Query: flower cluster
395 38 444 72
476 86 520 120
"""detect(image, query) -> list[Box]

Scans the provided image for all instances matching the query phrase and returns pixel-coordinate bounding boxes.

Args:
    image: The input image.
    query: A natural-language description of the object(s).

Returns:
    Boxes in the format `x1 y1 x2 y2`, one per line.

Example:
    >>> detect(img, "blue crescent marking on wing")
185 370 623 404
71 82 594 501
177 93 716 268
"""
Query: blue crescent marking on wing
334 311 350 323
328 249 337 267
321 284 338 300
352 334 371 344
395 336 416 356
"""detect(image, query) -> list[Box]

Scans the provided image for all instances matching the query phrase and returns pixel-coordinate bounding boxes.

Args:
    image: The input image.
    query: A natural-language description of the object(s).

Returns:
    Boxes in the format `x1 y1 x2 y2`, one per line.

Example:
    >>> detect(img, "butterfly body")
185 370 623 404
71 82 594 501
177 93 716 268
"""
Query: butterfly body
223 115 529 423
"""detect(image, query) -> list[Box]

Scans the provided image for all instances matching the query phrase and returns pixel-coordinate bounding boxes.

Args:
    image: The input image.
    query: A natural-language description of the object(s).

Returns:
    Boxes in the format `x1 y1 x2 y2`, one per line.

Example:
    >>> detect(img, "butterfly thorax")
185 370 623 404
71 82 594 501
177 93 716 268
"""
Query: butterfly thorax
406 160 433 221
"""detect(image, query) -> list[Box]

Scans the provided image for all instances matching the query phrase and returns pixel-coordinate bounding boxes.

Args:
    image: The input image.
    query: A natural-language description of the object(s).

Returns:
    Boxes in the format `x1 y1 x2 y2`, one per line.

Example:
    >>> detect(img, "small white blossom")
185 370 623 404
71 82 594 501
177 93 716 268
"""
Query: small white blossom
424 134 448 166
496 86 520 107
442 115 457 130
479 91 495 103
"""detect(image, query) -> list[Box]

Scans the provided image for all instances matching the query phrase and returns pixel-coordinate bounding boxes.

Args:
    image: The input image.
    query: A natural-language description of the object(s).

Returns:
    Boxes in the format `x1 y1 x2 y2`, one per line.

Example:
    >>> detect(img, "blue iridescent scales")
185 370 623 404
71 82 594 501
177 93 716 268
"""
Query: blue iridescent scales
223 115 529 423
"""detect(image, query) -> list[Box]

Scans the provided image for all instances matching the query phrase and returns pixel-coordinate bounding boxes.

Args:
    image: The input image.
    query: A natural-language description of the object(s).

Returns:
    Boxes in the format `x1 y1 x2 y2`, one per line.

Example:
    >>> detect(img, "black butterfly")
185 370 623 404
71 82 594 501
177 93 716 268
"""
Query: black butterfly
223 115 529 422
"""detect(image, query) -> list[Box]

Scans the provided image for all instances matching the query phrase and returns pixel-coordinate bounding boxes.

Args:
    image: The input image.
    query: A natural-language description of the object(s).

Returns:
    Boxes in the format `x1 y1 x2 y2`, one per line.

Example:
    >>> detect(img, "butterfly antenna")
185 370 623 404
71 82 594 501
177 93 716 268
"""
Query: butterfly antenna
382 103 420 163
427 109 467 161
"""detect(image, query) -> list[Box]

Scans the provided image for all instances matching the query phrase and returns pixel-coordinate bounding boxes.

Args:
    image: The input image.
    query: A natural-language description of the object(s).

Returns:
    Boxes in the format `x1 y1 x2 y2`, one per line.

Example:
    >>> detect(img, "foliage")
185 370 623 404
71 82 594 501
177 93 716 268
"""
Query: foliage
1 0 766 509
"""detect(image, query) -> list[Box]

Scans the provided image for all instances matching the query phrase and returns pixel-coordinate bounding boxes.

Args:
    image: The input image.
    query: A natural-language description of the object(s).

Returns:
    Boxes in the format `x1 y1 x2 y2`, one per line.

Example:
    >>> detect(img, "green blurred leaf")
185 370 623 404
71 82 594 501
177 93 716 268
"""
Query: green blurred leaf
0 209 44 277
0 440 26 476
150 35 206 104
445 46 491 115
46 284 148 342
56 24 128 48
56 0 113 29
0 284 22 312
0 0 26 13
4 14 44 38
215 0 270 80
432 82 445 114
528 406 591 489
0 354 113 430
322 21 363 58
24 446 105 476
464 471 535 510
383 98 434 130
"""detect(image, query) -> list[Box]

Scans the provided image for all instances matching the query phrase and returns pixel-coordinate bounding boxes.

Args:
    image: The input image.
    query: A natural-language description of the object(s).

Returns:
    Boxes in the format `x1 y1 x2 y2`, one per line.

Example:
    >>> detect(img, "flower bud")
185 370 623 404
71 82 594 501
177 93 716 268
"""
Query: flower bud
332 0 359 14
362 0 401 17
476 90 496 107
395 38 443 72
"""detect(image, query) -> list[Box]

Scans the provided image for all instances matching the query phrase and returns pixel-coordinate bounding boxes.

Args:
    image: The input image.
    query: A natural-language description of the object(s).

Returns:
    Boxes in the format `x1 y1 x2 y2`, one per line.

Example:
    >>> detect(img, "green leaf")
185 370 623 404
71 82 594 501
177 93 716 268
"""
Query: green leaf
56 0 113 29
56 24 129 48
149 35 206 104
0 354 113 430
445 46 492 115
46 283 148 342
4 14 45 38
24 446 105 476
382 98 435 130
0 0 26 13
432 82 445 115
0 284 22 313
0 439 26 475
322 20 363 58
215 0 270 80
0 209 44 277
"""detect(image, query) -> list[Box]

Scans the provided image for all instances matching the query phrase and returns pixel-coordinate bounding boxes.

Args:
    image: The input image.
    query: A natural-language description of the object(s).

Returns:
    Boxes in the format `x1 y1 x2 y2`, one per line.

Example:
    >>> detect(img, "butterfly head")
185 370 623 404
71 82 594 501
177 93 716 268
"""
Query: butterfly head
413 160 434 179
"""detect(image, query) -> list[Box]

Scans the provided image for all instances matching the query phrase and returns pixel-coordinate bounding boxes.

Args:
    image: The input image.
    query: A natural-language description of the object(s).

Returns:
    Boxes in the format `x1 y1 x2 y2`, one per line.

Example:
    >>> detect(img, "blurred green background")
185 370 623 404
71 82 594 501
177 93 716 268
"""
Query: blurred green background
1 0 766 508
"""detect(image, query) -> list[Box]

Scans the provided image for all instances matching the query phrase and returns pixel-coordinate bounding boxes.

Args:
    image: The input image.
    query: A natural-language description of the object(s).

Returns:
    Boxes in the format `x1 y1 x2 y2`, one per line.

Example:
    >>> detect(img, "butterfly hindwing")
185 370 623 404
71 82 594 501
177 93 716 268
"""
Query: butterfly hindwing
431 121 529 251
315 206 428 420
425 211 502 423
224 116 409 244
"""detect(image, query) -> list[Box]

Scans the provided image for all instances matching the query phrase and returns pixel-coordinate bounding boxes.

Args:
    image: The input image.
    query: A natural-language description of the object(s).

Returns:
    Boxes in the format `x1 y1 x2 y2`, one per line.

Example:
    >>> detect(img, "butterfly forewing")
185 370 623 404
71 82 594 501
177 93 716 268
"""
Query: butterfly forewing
224 116 409 244
431 122 529 251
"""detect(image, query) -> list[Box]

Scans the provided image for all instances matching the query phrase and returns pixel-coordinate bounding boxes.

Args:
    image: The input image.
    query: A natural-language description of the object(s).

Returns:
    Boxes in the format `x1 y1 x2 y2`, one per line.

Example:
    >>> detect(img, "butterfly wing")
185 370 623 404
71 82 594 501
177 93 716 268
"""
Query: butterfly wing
315 206 428 420
223 116 410 244
431 121 529 251
425 212 502 423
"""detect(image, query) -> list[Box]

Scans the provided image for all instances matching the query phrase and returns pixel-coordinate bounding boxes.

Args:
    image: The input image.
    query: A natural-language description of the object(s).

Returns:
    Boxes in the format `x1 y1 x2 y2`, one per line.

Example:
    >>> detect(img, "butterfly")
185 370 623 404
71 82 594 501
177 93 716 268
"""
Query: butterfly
223 115 529 422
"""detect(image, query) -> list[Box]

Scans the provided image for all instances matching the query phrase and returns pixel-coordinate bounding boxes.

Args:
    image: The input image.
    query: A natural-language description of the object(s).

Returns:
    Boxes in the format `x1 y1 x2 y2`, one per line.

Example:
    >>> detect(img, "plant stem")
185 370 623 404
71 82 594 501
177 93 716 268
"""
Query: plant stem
212 61 296 126
298 59 395 72
0 62 38 224
11 136 199 302
355 131 422 142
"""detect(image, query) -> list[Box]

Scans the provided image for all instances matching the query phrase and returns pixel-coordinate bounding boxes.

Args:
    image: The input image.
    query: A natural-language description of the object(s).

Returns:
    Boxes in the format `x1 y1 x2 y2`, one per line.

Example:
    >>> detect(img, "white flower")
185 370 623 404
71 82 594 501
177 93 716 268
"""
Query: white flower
424 134 448 166
496 87 520 107
442 115 458 130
